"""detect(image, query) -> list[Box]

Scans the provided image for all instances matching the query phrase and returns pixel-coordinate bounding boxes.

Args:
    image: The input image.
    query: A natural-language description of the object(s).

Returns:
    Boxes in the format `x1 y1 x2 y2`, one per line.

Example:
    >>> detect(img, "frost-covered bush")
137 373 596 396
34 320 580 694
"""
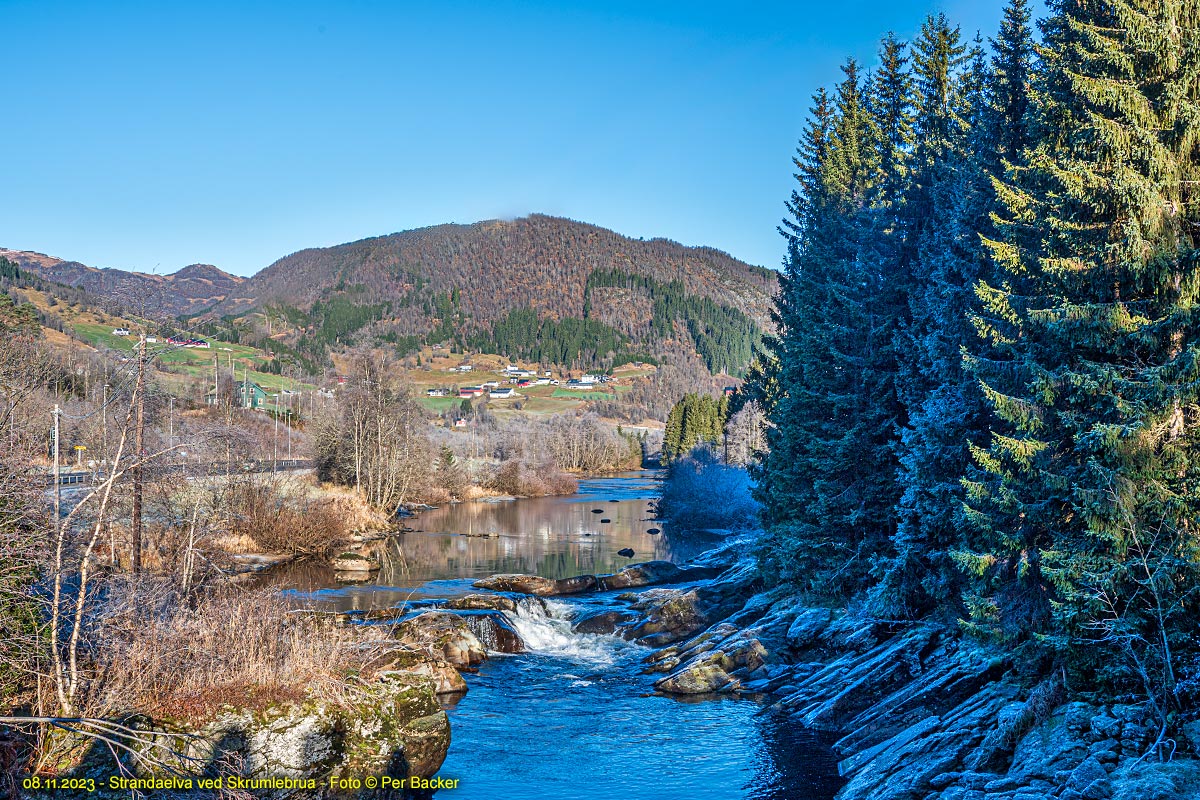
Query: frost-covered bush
658 446 760 534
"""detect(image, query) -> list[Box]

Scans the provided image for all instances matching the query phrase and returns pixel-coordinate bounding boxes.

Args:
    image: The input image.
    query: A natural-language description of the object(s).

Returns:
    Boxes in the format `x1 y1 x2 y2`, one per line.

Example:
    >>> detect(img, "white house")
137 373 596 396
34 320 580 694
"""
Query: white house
489 387 515 399
112 328 131 336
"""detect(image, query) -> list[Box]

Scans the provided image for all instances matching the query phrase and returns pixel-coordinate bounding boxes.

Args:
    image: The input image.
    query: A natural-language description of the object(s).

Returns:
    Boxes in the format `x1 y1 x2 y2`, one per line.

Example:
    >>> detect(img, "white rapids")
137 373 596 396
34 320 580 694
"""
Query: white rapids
503 598 637 665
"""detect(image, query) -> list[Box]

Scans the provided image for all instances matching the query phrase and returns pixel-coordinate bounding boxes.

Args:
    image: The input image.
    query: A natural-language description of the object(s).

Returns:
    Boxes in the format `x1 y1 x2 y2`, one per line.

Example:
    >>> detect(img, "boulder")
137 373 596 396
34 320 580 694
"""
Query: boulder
362 649 468 695
78 672 450 786
617 548 636 558
330 552 379 573
473 573 599 596
599 561 684 590
443 594 519 613
458 610 525 653
786 608 834 651
624 589 710 646
654 637 768 695
572 609 636 635
393 611 487 668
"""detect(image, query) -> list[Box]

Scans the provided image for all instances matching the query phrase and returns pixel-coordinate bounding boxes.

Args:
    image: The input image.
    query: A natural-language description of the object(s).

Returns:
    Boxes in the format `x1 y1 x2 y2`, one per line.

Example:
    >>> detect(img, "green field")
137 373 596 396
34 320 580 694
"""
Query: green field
552 388 617 401
418 396 463 412
72 323 314 393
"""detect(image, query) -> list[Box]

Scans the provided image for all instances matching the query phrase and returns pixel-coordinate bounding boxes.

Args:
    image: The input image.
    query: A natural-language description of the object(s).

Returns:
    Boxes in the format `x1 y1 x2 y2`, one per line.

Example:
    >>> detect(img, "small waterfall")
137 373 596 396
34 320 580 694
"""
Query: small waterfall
503 599 634 664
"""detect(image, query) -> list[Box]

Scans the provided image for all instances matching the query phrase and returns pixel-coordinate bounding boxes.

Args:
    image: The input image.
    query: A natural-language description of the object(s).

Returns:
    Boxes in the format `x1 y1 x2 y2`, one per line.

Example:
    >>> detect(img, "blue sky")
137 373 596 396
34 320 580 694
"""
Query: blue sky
1 1 1037 276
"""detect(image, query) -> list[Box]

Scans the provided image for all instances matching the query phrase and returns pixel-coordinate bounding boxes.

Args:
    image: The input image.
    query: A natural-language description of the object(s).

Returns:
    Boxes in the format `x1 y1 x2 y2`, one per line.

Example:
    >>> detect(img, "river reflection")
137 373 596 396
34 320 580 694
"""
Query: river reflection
269 472 719 609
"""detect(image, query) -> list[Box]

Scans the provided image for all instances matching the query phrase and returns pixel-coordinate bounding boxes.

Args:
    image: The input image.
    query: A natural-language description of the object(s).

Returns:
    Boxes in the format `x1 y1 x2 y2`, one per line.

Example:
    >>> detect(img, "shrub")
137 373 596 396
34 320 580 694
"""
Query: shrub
658 446 760 534
486 459 578 497
228 480 347 555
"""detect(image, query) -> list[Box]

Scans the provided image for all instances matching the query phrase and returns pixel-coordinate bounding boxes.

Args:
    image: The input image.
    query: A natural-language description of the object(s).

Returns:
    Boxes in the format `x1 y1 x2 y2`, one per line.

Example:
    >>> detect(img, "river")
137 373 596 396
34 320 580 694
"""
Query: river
273 473 843 800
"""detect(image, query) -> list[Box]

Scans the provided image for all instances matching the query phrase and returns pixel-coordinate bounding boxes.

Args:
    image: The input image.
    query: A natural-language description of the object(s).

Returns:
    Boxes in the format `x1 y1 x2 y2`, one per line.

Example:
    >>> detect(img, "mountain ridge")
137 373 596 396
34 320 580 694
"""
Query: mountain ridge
4 214 778 374
0 248 244 317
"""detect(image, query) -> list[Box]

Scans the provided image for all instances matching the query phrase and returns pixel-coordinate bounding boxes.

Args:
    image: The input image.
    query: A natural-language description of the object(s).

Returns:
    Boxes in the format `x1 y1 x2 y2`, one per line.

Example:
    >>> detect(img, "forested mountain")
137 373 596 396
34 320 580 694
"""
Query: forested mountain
5 215 776 375
209 214 775 374
746 0 1200 735
216 214 774 325
0 248 243 317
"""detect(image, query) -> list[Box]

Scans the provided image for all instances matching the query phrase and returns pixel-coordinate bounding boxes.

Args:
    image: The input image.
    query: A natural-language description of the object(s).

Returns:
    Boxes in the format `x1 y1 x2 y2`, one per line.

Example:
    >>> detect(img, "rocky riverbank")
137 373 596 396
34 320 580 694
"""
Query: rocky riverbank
89 530 1199 800
456 535 1200 800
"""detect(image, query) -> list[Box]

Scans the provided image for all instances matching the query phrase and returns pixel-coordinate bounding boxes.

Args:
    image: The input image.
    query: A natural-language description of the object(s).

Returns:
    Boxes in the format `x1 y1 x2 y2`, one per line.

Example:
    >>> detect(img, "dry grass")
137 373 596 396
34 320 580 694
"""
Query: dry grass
95 583 363 724
300 479 393 532
486 459 579 497
227 480 347 555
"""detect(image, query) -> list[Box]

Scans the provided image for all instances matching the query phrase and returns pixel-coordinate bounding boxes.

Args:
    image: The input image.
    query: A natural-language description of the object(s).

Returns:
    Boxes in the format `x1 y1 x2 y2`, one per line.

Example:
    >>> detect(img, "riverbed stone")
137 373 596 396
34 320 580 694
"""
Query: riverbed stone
473 573 599 596
393 611 488 668
572 609 637 635
443 593 519 613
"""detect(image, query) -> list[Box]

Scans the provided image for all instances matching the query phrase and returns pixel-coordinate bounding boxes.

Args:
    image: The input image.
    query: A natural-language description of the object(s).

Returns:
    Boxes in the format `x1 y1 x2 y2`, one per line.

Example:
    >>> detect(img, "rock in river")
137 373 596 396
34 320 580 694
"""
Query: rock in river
617 548 636 558
474 573 599 596
443 593 520 613
572 609 637 635
458 610 525 653
599 560 683 590
393 611 488 668
330 551 379 572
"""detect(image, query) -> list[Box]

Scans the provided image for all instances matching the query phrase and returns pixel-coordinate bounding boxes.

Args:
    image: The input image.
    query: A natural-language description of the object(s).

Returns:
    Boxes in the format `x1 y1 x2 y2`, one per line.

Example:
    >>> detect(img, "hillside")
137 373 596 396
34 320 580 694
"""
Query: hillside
0 248 244 317
5 215 778 375
213 214 777 375
218 214 774 323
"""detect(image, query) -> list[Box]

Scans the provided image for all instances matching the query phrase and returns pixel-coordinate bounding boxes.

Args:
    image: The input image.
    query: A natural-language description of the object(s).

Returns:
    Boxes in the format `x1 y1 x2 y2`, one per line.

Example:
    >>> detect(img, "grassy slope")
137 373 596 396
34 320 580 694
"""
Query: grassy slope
397 347 646 418
33 288 652 423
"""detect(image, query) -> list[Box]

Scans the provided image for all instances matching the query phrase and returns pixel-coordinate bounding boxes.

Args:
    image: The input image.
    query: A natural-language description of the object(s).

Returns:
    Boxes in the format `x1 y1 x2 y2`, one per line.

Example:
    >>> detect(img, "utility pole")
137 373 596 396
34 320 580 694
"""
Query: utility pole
168 397 174 457
213 354 219 406
52 404 60 529
101 383 110 467
273 393 279 472
131 336 146 574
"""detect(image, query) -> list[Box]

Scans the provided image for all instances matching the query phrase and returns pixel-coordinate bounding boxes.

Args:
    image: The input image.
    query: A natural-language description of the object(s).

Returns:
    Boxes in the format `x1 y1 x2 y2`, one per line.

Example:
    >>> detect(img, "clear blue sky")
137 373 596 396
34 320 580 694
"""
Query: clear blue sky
1 1 1037 276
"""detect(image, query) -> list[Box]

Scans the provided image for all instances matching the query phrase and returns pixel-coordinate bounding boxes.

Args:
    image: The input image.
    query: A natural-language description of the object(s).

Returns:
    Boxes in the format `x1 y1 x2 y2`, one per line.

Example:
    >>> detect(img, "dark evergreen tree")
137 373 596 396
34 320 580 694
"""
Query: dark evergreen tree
882 33 1002 618
758 60 898 595
986 0 1034 170
960 0 1200 716
662 393 728 460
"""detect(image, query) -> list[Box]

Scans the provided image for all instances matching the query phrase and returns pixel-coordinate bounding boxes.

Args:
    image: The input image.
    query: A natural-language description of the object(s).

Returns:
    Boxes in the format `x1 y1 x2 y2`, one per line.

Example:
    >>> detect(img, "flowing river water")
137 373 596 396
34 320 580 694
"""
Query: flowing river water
271 473 842 800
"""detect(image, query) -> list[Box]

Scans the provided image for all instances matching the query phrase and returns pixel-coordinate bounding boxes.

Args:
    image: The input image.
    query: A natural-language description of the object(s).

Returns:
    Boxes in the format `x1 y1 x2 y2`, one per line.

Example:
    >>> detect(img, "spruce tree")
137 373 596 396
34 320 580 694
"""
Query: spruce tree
883 35 997 617
961 0 1200 710
758 60 896 594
